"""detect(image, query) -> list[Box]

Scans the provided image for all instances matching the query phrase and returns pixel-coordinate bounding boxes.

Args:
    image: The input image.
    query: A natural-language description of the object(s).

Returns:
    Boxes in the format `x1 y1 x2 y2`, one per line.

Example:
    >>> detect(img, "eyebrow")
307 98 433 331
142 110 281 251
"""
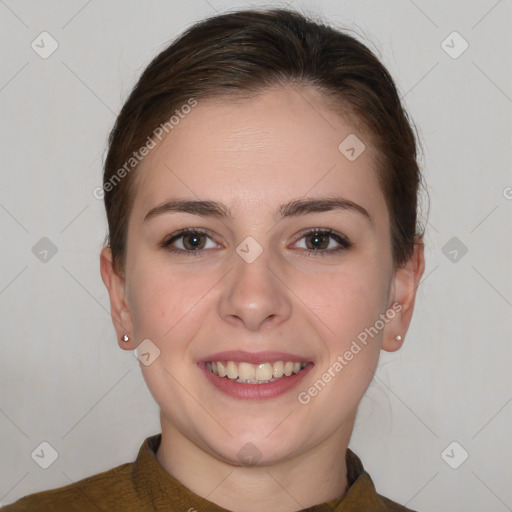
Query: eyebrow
143 197 373 226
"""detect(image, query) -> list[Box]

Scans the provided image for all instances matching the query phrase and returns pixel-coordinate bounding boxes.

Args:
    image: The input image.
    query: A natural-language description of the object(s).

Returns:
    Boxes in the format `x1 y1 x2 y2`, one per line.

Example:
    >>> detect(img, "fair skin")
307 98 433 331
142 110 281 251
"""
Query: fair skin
101 85 424 512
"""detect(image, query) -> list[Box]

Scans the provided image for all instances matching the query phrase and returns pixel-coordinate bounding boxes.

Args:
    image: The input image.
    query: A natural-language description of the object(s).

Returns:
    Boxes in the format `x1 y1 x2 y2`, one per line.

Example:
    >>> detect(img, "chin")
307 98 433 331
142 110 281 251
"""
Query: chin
201 422 307 467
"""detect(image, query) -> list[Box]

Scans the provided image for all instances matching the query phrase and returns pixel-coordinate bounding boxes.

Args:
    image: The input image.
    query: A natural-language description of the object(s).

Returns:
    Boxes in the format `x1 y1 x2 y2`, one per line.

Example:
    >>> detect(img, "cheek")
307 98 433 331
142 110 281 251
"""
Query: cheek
291 261 390 344
126 261 219 344
295 266 386 412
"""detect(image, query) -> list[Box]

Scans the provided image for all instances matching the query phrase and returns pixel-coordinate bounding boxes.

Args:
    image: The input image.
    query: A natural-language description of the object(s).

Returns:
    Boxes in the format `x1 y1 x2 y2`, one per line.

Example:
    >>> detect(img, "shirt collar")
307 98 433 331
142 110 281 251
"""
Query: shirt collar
133 433 387 511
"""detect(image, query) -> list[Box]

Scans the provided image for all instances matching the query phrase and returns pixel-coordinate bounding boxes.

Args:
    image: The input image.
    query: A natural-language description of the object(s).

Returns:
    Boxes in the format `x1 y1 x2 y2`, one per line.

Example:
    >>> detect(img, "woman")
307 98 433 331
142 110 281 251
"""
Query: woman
4 8 425 511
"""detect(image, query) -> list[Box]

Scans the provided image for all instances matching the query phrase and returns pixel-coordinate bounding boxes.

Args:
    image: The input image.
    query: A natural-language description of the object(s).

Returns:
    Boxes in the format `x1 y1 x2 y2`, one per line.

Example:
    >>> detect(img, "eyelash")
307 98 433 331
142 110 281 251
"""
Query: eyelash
159 228 352 257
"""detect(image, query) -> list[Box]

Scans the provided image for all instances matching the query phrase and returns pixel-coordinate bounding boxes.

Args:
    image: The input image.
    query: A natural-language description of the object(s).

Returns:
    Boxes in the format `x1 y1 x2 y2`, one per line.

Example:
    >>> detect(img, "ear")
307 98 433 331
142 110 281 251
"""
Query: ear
100 246 136 351
382 240 425 352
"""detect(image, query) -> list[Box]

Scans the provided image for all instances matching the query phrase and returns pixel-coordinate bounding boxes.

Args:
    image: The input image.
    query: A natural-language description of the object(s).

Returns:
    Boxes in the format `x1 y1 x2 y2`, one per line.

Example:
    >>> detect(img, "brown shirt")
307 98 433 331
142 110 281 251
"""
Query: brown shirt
2 434 416 511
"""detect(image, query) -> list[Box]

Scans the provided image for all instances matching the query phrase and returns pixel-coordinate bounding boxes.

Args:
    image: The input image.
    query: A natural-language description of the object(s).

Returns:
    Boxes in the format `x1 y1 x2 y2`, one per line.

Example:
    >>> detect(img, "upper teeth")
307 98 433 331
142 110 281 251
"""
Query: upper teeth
207 361 307 382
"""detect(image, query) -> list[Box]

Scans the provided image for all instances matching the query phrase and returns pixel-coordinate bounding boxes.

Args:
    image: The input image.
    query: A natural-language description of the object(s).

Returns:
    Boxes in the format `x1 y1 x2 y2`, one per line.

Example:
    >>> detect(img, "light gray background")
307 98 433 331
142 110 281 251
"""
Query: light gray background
1 1 511 510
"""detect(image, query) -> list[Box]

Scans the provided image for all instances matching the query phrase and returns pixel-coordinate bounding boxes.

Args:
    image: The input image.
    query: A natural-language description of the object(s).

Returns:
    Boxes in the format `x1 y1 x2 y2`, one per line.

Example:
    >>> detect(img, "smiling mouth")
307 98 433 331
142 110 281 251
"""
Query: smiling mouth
206 360 309 384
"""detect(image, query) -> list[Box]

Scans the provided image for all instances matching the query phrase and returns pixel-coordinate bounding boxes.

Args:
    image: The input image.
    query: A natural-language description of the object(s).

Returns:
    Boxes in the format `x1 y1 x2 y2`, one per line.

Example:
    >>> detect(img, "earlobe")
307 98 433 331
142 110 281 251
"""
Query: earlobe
99 247 135 350
382 241 425 352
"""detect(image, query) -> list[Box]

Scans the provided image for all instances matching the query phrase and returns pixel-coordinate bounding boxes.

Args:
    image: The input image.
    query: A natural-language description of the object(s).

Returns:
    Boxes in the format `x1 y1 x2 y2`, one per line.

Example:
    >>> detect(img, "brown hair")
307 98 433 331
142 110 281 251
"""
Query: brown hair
103 8 425 276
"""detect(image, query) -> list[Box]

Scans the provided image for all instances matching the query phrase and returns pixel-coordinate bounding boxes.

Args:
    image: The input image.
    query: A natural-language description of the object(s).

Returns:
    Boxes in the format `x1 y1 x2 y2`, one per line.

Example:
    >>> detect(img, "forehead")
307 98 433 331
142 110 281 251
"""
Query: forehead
131 85 387 226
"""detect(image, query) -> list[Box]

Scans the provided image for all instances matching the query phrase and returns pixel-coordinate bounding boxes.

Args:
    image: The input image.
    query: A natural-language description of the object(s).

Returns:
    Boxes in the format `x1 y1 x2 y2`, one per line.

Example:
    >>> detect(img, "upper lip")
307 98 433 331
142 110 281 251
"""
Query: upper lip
198 350 313 364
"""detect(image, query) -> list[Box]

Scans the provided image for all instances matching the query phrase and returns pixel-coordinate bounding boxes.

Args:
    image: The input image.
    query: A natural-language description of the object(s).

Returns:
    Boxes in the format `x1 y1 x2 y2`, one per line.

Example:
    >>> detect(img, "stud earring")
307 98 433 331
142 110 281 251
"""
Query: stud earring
395 335 402 342
122 334 130 342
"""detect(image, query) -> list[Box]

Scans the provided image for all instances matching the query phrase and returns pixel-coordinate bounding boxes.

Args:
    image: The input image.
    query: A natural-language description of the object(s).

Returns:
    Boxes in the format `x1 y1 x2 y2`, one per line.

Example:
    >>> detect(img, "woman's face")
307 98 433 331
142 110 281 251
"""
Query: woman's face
106 85 417 465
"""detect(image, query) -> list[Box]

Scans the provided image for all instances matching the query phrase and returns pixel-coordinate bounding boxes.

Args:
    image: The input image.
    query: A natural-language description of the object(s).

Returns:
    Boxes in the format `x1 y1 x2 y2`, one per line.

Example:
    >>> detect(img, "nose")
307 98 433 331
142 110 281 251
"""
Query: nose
218 250 292 332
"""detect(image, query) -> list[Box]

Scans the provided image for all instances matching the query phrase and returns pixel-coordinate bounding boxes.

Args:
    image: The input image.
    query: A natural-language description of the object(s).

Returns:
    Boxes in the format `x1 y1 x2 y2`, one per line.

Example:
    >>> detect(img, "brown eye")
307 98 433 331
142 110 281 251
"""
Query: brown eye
161 229 219 254
294 229 351 255
305 232 330 250
182 232 206 250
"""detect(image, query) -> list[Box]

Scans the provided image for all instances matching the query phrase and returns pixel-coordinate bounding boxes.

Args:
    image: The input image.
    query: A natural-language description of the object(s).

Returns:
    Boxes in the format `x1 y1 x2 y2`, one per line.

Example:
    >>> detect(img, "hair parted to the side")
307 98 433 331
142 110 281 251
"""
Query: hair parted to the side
103 8 426 277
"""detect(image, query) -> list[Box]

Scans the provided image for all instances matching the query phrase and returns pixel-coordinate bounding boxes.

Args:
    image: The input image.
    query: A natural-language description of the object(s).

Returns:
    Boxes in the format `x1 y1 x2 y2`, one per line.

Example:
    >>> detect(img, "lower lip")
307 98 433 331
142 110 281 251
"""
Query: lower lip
199 363 313 400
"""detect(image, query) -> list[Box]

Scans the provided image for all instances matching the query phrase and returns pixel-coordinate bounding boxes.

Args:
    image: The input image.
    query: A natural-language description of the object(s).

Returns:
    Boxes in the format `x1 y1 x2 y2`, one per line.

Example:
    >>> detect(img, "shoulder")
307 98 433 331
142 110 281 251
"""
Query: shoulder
338 471 418 512
1 461 134 511
377 493 418 511
341 448 418 512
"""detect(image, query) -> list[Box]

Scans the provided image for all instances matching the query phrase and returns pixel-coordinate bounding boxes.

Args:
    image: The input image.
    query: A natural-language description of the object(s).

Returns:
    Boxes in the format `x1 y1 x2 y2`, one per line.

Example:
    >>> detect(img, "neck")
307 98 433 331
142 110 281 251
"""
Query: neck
155 414 354 512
